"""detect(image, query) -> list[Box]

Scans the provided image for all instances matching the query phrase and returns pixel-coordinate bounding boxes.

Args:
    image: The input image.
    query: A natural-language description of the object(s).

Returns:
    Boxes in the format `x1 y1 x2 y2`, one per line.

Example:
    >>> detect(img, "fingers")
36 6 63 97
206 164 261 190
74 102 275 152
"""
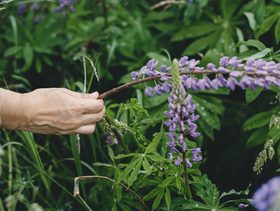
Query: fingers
63 88 99 99
75 124 96 134
81 108 105 125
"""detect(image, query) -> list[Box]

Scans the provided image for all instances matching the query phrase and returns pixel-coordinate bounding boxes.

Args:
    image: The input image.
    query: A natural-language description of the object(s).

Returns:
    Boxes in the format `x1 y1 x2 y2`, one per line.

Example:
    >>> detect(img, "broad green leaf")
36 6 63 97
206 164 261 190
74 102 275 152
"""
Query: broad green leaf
4 46 22 57
239 39 266 50
244 12 256 30
245 48 272 60
220 0 239 20
246 127 268 148
245 87 263 103
257 14 278 36
243 110 274 131
183 32 218 55
171 21 217 41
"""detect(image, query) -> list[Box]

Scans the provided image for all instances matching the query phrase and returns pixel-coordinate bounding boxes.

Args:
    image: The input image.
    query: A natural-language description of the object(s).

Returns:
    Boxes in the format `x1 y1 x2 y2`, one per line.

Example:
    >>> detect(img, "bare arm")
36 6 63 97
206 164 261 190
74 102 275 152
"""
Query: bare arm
0 88 105 135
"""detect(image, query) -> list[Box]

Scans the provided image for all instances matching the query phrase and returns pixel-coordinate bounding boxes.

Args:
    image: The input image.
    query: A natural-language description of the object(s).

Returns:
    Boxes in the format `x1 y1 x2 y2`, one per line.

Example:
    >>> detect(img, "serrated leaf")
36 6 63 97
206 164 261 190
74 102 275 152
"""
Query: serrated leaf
245 87 263 103
243 110 274 131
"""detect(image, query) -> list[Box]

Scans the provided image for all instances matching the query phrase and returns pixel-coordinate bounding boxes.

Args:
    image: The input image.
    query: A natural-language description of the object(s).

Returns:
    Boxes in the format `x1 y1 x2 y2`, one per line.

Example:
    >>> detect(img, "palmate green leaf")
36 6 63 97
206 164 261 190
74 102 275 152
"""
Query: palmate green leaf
243 110 274 131
245 87 263 103
171 21 218 42
220 0 239 20
246 127 268 148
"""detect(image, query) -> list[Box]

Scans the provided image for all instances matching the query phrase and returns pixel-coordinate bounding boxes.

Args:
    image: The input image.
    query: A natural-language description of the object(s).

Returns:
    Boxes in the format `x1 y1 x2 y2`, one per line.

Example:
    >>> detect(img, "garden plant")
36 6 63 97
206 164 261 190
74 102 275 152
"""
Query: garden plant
0 0 280 211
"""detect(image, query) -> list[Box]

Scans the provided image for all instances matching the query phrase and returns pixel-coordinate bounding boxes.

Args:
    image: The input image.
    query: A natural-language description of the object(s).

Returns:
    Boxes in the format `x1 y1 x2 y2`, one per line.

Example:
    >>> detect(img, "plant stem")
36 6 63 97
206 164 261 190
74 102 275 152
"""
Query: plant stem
182 150 192 199
99 70 280 99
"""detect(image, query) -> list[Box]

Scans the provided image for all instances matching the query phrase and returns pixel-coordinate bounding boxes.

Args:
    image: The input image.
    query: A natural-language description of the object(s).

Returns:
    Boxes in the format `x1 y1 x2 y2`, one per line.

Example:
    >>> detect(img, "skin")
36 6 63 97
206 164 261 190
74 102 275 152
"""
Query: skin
0 88 105 135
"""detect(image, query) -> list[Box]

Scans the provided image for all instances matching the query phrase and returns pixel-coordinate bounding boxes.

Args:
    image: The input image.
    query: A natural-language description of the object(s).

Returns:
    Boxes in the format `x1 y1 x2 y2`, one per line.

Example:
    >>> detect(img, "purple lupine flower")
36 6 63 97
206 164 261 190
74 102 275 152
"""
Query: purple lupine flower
18 4 27 15
31 3 40 11
229 57 242 68
191 148 202 162
131 71 138 80
252 177 280 211
220 56 229 67
185 159 192 168
147 59 158 71
55 0 78 15
144 87 154 97
179 56 189 67
207 63 216 70
174 157 182 165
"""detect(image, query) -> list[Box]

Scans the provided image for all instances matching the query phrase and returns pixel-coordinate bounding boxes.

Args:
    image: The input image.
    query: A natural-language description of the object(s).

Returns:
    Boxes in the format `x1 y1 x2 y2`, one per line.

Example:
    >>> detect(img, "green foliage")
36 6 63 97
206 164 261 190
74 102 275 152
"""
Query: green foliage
0 0 280 210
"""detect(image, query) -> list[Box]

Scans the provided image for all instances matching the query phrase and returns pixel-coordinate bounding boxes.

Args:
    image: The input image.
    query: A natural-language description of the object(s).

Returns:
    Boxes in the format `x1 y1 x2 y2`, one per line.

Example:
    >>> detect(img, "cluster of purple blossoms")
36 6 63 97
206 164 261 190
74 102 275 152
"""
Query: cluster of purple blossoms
252 176 280 211
130 56 280 167
54 0 78 16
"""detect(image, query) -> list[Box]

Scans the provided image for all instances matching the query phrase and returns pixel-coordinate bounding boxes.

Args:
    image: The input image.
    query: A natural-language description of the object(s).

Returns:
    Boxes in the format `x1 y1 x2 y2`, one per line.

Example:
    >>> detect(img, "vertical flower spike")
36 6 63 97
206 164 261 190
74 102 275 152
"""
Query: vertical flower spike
164 59 201 167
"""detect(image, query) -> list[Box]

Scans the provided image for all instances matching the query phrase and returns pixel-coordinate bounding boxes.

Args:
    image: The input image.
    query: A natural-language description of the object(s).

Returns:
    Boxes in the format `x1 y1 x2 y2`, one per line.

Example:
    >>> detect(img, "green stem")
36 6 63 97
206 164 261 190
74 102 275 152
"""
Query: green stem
182 150 192 199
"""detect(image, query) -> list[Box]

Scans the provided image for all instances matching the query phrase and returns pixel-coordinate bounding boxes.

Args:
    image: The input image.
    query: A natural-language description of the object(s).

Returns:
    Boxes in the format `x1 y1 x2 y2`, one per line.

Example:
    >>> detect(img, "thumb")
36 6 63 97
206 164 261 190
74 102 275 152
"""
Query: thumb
91 91 99 99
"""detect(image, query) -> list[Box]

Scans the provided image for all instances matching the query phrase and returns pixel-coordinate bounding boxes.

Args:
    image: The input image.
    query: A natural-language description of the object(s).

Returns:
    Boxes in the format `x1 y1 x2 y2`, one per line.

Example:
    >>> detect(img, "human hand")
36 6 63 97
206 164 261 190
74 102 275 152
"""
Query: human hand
1 88 105 135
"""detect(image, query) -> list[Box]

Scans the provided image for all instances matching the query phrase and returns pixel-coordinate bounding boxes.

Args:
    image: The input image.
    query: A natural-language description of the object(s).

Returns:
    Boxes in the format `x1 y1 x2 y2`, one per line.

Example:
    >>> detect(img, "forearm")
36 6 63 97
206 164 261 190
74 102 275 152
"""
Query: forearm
0 88 27 130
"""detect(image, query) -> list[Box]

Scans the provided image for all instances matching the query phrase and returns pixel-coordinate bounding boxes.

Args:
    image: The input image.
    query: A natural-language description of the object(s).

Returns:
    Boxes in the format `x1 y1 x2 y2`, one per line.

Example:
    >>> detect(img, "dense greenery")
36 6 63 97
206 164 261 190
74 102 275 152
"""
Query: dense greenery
0 0 280 210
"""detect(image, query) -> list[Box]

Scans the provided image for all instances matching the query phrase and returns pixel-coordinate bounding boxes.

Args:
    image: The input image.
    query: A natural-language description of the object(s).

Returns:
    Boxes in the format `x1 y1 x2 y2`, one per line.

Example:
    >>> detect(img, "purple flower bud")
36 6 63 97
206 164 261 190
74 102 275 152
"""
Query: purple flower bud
227 77 237 91
246 58 255 67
